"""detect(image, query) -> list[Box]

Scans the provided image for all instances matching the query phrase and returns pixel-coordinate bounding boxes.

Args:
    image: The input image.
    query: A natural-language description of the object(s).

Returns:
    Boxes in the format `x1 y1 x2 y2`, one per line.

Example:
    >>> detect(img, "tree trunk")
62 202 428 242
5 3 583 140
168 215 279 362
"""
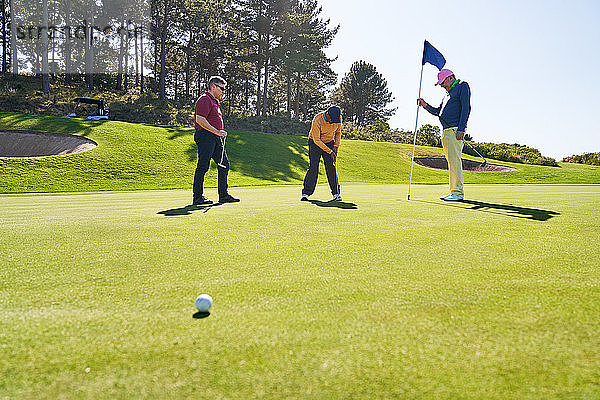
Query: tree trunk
197 72 202 97
294 71 300 119
134 22 139 87
64 0 71 84
302 92 308 121
185 30 191 98
153 27 158 93
140 29 144 92
9 0 16 75
35 40 40 76
124 20 129 92
244 76 249 112
158 1 169 100
286 70 291 118
261 35 269 117
85 6 94 90
49 4 55 81
256 38 262 117
41 0 49 94
174 71 178 100
226 84 231 118
116 18 124 90
1 0 6 72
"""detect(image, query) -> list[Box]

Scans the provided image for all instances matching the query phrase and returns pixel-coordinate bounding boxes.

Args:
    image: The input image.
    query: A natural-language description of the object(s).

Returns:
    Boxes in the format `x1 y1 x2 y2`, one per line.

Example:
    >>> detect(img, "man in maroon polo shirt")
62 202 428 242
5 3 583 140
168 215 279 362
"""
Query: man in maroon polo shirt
192 76 239 205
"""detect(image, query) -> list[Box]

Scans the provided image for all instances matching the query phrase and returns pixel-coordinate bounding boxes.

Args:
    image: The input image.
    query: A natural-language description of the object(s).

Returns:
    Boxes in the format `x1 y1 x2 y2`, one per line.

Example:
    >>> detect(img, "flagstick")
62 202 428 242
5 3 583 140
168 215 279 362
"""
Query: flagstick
408 64 424 200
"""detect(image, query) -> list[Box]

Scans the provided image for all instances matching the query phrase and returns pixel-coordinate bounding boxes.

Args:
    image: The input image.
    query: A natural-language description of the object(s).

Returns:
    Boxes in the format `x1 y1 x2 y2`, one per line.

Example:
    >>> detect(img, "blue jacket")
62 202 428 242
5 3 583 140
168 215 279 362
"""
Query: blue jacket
425 80 471 132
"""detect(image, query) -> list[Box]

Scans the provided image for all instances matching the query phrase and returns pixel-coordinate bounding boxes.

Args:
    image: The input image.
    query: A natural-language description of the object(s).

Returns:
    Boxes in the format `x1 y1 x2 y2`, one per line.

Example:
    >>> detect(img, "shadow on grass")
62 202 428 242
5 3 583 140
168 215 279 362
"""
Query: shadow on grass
185 131 309 182
157 203 223 216
414 199 559 221
165 126 193 140
0 112 109 138
193 311 210 319
309 199 358 210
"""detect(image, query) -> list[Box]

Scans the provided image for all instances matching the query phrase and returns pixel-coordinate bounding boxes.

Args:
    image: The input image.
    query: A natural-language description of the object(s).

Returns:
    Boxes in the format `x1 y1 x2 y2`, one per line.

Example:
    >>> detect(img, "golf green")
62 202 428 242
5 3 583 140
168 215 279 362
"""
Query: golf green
1 184 599 399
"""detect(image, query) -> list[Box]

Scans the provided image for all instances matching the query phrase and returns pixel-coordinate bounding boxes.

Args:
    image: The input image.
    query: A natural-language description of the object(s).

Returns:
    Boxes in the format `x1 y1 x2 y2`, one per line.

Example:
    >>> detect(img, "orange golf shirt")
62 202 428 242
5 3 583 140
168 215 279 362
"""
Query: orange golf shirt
309 112 342 154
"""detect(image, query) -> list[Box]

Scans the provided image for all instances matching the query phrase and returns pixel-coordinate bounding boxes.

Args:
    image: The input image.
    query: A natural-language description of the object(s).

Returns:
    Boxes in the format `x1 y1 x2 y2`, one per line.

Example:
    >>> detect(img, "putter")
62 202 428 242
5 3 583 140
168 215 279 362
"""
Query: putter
217 136 227 168
464 140 487 167
332 152 341 199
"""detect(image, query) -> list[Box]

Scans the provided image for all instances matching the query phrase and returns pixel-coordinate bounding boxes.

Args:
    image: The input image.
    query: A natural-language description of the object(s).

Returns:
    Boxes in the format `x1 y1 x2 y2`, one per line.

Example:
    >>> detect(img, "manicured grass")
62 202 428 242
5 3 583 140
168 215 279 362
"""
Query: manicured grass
1 184 599 399
2 112 599 194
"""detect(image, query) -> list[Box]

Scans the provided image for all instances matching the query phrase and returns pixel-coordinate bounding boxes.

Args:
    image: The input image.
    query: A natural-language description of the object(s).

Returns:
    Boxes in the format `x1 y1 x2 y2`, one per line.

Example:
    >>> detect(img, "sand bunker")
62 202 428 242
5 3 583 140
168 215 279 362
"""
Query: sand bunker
0 130 97 157
414 157 516 172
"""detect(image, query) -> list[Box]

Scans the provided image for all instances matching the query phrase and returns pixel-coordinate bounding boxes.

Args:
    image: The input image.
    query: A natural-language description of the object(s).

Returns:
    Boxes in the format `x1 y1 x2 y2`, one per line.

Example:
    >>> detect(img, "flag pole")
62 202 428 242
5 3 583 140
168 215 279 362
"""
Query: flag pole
408 64 424 200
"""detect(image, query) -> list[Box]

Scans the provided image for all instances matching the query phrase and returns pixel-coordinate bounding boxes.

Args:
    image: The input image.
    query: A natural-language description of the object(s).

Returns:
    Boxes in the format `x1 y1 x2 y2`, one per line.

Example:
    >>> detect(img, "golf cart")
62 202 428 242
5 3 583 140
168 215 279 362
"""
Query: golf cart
68 97 109 121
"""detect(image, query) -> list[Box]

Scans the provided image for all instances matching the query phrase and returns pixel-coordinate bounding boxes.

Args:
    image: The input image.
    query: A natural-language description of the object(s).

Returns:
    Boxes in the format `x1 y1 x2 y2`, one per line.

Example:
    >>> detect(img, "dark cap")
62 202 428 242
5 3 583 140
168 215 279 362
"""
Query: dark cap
326 105 342 123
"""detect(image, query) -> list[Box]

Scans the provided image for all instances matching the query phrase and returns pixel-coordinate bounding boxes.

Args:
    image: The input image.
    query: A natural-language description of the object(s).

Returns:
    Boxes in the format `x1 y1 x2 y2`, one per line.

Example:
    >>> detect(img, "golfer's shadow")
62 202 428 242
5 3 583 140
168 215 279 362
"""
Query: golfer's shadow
461 200 559 221
309 199 358 209
157 203 222 216
417 199 559 221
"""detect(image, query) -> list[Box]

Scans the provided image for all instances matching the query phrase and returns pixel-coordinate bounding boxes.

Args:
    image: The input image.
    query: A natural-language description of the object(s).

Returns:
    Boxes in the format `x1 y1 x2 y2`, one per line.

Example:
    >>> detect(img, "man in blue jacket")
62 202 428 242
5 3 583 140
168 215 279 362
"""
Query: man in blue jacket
418 69 471 201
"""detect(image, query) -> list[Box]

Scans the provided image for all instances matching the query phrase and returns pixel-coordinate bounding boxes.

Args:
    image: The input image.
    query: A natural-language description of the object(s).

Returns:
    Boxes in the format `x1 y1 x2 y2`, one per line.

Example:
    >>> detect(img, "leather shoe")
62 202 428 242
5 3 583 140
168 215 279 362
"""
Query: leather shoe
219 194 240 203
193 196 213 205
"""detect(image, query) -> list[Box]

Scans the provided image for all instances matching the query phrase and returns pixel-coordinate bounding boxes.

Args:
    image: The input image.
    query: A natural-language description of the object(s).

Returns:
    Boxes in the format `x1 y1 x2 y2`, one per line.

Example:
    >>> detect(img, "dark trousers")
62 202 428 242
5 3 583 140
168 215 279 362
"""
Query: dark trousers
193 129 229 200
302 139 340 196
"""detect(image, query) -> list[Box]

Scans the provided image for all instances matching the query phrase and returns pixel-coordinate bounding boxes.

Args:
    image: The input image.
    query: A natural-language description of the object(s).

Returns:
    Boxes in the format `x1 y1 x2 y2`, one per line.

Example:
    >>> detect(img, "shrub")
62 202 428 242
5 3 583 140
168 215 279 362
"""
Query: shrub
341 122 441 147
226 115 310 136
562 152 600 166
464 142 558 166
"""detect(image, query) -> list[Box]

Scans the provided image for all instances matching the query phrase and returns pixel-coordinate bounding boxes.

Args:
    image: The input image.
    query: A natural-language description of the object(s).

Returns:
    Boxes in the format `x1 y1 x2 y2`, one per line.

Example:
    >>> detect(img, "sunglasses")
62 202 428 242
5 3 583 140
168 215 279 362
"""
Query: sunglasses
215 84 226 91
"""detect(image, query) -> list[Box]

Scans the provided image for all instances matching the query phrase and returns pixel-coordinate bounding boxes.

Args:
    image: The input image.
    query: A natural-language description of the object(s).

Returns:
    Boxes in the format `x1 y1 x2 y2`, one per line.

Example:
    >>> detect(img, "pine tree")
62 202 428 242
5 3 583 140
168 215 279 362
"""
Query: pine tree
332 60 395 126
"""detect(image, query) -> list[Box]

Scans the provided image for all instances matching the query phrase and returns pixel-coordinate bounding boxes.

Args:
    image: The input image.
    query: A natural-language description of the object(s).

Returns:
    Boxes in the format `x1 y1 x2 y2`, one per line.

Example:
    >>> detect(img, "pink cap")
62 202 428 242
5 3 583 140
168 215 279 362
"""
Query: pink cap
436 69 454 85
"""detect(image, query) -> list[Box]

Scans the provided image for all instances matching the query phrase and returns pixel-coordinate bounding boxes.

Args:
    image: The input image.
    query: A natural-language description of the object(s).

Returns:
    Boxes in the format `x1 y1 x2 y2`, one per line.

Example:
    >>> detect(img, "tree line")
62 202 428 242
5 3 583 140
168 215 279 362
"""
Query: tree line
1 0 395 125
562 152 600 166
1 0 338 121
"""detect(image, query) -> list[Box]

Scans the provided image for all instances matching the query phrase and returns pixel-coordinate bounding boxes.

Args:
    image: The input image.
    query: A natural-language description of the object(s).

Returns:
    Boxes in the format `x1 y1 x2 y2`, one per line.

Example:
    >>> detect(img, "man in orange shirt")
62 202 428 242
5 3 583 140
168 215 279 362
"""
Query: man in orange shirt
301 105 342 202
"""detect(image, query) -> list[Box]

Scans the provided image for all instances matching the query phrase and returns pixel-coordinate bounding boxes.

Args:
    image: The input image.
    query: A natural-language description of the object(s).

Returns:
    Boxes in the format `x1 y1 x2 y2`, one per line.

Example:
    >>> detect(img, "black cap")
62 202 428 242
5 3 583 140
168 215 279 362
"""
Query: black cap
326 106 341 123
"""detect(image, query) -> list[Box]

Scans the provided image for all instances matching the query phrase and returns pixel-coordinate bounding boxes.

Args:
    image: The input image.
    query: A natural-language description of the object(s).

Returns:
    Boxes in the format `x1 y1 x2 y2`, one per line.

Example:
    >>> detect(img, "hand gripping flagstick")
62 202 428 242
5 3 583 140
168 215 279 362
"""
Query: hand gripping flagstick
408 40 447 200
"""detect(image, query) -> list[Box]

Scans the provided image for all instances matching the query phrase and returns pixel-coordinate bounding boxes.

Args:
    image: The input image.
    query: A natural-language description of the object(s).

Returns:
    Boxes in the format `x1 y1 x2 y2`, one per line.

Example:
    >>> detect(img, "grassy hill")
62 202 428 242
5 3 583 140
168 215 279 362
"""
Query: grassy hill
1 112 599 194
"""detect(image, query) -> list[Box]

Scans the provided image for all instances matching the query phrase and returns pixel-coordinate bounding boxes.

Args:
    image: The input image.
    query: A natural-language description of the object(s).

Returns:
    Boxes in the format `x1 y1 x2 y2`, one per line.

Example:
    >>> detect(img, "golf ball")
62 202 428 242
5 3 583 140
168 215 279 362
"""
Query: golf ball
195 294 213 312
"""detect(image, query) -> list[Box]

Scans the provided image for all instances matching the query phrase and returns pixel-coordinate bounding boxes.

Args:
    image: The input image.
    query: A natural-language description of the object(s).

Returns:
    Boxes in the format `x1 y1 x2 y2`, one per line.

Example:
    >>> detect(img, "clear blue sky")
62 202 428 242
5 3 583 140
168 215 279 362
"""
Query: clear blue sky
319 0 600 160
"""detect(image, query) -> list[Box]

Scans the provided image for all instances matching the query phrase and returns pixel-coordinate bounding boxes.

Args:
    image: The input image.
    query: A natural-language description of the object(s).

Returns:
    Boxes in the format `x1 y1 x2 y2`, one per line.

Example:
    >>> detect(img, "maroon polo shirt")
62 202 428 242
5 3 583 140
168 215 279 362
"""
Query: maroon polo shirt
194 92 223 131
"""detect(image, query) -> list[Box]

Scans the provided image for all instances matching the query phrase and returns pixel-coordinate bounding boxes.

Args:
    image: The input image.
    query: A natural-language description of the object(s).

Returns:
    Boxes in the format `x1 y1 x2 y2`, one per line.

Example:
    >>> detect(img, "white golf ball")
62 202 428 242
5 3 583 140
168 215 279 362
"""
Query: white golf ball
195 294 213 312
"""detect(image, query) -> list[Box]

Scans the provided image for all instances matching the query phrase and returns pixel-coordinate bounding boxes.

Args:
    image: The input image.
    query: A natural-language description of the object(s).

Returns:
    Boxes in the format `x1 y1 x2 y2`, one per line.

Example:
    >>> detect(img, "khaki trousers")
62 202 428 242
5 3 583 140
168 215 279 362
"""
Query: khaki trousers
442 127 464 195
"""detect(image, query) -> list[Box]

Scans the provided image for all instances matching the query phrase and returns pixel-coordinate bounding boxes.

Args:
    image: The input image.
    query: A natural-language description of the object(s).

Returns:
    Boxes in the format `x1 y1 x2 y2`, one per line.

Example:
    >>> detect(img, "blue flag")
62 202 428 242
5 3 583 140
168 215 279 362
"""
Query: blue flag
422 40 446 70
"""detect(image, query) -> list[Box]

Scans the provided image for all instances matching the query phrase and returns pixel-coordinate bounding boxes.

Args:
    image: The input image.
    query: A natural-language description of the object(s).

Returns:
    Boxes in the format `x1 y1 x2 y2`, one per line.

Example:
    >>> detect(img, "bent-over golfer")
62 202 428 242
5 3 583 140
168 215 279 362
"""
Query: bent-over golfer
301 105 342 202
192 76 239 205
418 69 471 201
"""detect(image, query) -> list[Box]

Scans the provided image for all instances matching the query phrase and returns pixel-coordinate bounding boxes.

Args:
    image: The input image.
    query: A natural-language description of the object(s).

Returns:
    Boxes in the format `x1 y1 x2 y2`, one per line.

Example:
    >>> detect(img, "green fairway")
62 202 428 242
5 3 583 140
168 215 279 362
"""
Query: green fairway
1 184 599 399
2 112 600 194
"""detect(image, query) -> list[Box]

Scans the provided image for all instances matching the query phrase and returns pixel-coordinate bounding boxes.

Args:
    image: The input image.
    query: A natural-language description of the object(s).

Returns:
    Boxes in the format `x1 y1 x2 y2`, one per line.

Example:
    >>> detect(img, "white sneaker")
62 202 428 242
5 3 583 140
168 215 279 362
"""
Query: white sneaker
301 194 309 201
333 194 342 201
441 193 464 201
